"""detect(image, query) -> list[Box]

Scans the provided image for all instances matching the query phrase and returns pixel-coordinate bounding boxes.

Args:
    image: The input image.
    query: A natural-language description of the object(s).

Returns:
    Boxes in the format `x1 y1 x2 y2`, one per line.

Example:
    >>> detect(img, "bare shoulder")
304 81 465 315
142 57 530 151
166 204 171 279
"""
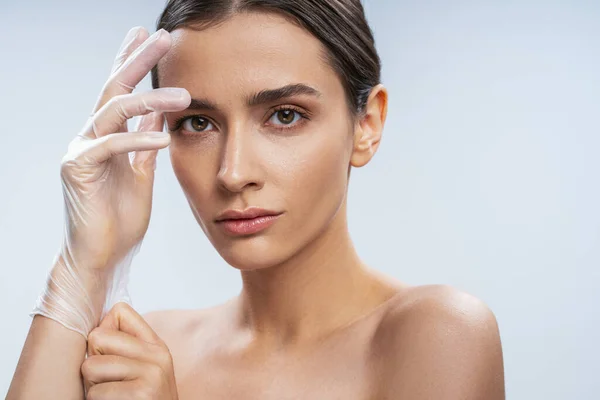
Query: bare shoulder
375 284 505 399
141 301 228 348
142 308 204 341
384 284 499 329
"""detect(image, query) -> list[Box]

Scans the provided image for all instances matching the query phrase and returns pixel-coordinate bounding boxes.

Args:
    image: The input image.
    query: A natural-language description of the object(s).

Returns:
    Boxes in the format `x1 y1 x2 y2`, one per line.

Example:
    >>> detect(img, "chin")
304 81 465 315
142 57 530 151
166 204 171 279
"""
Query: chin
204 231 293 271
217 248 289 271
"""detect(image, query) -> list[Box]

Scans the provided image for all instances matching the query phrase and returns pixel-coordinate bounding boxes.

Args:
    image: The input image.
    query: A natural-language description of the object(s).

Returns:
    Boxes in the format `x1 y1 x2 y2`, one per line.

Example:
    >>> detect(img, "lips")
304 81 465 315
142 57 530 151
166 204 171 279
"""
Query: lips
215 207 281 222
215 207 283 236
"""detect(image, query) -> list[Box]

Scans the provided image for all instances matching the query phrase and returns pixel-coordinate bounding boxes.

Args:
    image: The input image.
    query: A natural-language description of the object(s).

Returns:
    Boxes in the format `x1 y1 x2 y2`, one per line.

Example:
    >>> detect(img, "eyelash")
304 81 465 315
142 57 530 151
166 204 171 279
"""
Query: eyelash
170 105 310 134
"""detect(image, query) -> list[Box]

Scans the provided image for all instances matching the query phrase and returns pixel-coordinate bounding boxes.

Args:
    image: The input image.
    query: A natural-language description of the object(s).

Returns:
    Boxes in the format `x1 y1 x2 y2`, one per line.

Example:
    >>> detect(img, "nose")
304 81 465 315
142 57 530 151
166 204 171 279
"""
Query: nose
216 122 263 193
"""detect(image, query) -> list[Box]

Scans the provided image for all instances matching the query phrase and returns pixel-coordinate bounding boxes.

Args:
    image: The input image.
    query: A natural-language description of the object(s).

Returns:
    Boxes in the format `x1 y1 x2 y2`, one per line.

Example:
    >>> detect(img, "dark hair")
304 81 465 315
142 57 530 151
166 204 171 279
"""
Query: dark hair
151 0 381 115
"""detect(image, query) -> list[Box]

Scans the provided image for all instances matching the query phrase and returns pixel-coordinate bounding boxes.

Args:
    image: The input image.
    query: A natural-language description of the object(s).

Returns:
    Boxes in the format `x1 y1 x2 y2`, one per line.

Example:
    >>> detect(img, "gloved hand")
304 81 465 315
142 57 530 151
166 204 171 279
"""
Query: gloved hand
30 26 191 338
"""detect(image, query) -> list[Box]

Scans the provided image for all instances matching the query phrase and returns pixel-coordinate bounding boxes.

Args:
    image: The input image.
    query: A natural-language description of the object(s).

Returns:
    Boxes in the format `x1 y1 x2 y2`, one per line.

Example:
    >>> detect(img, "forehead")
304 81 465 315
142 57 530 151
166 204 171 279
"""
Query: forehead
157 11 341 99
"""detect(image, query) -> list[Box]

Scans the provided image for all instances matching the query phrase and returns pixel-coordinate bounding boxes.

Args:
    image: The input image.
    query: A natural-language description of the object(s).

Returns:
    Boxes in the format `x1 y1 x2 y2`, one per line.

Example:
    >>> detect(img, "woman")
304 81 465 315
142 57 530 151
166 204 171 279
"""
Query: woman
8 1 505 399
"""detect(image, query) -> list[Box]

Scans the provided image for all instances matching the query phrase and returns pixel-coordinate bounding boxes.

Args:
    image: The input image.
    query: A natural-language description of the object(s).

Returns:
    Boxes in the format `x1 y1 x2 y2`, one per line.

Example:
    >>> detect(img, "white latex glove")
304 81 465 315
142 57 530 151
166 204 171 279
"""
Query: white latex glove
30 26 191 338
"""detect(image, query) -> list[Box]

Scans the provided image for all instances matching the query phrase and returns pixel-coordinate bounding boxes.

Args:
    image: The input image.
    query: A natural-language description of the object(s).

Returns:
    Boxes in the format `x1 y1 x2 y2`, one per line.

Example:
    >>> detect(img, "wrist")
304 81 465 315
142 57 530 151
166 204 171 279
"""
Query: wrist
29 255 110 335
52 255 109 311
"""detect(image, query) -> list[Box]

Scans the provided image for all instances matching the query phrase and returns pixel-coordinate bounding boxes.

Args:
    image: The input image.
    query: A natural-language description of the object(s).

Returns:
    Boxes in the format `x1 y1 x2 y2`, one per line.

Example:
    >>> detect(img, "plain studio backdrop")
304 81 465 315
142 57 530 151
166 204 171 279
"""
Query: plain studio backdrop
0 1 598 398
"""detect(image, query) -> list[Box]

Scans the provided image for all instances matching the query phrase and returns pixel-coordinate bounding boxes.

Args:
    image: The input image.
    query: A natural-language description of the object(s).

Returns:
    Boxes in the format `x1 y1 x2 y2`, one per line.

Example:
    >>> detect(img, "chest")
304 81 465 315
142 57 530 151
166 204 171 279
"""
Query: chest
174 333 384 400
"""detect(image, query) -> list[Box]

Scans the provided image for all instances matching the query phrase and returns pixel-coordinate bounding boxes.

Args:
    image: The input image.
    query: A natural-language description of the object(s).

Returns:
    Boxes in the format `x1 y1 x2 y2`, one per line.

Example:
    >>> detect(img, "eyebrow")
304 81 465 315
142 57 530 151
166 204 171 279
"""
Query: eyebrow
183 83 321 111
246 83 321 107
186 98 218 111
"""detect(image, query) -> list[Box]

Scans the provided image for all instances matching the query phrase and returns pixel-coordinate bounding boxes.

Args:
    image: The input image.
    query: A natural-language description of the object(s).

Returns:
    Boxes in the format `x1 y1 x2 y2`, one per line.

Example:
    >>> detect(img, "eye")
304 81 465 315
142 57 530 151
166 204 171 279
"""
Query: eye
180 116 214 132
268 109 302 126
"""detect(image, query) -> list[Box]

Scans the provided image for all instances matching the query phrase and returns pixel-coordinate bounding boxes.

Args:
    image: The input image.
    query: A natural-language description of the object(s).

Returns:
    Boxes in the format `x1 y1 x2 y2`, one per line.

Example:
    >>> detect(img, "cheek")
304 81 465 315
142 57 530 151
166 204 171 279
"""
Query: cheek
280 128 353 221
291 141 346 189
169 140 217 208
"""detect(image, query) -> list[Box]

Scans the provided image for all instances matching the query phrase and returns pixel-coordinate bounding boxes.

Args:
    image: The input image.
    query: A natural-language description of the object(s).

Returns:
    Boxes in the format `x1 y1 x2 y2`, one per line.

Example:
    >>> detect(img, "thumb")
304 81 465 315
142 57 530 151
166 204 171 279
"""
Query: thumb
98 302 162 345
134 149 159 174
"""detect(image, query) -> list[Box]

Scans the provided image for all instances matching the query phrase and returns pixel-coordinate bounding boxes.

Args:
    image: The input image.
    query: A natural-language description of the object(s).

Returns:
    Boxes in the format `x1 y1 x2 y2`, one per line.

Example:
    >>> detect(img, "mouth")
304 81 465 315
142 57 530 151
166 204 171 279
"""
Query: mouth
215 208 283 236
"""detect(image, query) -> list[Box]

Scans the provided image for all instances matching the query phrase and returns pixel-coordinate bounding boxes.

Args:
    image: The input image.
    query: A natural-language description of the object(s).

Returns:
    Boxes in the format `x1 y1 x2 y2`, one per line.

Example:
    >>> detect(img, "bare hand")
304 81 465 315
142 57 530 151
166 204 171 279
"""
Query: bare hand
82 302 178 400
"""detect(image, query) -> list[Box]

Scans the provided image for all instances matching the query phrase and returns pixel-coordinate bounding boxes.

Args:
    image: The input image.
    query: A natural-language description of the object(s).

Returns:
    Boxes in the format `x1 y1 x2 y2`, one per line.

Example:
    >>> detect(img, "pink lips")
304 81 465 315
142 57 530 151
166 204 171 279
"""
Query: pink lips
215 207 282 236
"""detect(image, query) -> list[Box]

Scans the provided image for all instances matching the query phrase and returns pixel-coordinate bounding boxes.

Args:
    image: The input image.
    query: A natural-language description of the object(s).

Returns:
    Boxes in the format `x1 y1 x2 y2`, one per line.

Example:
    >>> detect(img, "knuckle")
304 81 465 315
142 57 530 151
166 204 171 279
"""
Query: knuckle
147 363 164 381
80 356 94 377
103 76 127 98
133 382 156 400
87 327 103 343
86 329 105 352
115 100 130 120
156 348 173 369
96 132 118 152
107 91 154 124
98 132 116 144
86 329 99 345
85 384 106 400
61 147 92 170
61 148 86 167
112 301 132 314
107 94 128 113
140 97 151 113
115 79 135 92
60 157 73 172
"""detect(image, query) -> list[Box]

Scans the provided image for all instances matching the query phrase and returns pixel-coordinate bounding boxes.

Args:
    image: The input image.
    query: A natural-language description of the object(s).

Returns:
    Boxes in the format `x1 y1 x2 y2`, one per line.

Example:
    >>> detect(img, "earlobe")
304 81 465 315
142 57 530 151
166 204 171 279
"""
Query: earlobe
350 84 388 168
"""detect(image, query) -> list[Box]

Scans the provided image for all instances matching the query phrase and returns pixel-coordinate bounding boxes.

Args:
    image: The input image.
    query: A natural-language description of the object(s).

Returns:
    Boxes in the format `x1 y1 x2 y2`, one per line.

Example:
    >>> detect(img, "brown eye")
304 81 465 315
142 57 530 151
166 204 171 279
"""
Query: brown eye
270 109 301 127
277 110 295 124
181 116 213 132
191 116 209 130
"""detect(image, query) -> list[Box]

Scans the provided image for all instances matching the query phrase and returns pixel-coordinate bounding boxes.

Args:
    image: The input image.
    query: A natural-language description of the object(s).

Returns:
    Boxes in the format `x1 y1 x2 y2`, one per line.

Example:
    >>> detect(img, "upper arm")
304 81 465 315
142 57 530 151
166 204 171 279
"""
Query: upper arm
380 285 505 399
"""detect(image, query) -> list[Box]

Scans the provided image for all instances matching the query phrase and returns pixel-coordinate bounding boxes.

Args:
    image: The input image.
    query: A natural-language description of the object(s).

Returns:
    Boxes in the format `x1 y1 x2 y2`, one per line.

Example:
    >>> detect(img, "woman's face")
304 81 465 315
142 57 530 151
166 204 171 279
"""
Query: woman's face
158 12 360 270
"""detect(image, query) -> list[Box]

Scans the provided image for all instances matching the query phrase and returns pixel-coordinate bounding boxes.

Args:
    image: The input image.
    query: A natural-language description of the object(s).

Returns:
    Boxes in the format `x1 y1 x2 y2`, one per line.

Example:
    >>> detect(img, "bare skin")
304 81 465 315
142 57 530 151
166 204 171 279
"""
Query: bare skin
151 11 504 399
144 284 503 399
8 10 504 400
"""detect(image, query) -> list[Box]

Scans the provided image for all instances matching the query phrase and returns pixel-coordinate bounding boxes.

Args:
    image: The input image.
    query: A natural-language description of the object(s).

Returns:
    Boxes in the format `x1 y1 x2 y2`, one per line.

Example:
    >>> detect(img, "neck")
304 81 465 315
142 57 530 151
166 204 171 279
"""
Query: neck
234 201 396 348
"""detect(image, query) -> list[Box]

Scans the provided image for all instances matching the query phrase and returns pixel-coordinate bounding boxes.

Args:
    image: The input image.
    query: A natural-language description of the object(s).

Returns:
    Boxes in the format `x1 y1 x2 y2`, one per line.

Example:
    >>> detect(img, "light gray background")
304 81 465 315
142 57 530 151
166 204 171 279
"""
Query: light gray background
1 1 598 398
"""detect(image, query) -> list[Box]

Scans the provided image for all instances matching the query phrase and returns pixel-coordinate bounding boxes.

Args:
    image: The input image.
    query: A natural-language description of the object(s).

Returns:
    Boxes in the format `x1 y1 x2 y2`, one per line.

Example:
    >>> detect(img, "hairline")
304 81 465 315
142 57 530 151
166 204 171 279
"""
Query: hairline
152 8 360 118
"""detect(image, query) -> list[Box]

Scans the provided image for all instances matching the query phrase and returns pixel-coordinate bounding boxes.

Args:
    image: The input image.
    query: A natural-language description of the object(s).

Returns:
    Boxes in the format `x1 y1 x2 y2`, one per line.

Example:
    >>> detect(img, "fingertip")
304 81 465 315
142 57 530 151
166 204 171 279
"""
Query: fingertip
152 28 172 53
156 28 169 40
180 89 191 105
157 87 191 104
126 26 140 39
126 26 149 41
120 27 142 50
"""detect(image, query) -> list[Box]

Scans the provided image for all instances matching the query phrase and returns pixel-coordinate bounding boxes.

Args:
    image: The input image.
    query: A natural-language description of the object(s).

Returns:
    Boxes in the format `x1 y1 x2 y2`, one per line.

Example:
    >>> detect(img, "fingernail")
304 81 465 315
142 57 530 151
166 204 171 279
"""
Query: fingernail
125 26 142 42
151 28 165 42
118 26 143 54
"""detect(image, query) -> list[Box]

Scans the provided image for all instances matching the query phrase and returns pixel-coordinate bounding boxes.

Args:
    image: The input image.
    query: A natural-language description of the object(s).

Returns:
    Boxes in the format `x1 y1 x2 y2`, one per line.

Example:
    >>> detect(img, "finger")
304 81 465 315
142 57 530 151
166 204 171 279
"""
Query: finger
90 27 149 135
110 26 149 135
85 380 141 400
111 26 150 76
98 302 163 345
133 148 159 175
82 355 144 386
86 328 158 362
91 29 171 116
74 131 171 165
131 112 165 173
83 87 190 139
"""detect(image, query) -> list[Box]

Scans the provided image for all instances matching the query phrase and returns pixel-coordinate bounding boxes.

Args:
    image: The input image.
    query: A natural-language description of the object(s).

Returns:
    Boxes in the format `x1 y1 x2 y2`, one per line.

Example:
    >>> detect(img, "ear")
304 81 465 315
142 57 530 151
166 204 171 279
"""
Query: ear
350 84 388 168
